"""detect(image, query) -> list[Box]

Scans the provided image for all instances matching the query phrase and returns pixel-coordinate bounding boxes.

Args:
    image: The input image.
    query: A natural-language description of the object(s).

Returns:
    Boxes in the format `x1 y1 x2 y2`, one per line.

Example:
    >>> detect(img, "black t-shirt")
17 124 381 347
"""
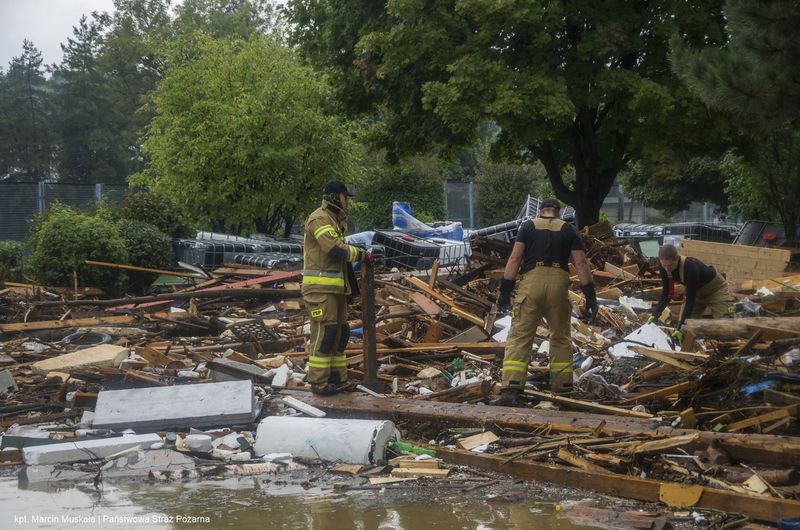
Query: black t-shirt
653 256 717 325
516 217 585 273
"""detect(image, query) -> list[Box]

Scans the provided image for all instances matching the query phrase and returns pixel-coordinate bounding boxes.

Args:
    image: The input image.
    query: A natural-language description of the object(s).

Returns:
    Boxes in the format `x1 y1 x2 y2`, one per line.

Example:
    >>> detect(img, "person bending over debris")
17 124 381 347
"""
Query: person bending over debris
493 199 598 406
649 245 733 346
302 180 373 396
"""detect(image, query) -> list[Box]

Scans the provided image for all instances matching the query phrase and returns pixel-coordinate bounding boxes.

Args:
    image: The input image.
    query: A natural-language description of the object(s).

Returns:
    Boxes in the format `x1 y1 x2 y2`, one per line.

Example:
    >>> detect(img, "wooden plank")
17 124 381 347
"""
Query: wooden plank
391 467 450 478
406 276 484 327
618 381 694 405
31 344 129 374
631 346 709 363
630 347 696 371
428 259 440 290
344 342 505 355
604 262 637 280
525 390 656 419
434 446 800 524
726 405 799 432
457 431 500 450
368 476 418 485
680 240 790 281
556 448 615 474
746 324 800 340
627 433 700 455
409 291 442 316
764 389 800 407
0 314 137 332
109 271 302 311
85 260 206 279
134 346 173 368
685 316 800 340
288 391 800 467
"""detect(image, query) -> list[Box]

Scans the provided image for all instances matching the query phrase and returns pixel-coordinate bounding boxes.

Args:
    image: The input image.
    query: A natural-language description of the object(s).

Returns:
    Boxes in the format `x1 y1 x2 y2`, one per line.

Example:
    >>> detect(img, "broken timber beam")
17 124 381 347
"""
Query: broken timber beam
618 381 694 405
289 391 800 467
406 276 485 327
0 312 189 333
684 316 800 340
434 446 800 524
35 288 300 308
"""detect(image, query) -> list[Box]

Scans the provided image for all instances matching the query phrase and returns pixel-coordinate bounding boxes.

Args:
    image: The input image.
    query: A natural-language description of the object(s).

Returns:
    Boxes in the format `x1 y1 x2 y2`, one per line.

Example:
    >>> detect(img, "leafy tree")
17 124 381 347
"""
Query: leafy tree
53 16 128 183
286 0 727 227
28 203 129 293
133 35 359 235
173 0 279 40
117 218 174 291
122 189 194 237
621 157 728 216
0 241 24 284
0 40 56 181
673 0 800 241
349 153 446 231
475 159 550 227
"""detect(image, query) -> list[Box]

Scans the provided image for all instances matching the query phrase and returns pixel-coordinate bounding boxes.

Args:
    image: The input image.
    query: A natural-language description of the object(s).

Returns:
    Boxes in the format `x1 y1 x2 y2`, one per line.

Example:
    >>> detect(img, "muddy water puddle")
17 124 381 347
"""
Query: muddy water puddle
0 473 607 529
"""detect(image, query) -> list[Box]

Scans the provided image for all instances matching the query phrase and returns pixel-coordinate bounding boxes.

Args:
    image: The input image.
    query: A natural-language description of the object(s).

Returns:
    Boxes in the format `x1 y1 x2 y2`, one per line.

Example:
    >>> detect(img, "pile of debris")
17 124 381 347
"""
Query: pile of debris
2 211 800 526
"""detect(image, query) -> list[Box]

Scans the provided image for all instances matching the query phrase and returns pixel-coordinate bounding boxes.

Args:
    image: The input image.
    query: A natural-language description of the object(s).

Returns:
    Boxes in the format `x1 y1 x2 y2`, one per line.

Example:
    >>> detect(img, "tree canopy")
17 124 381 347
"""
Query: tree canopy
674 0 800 241
133 34 359 235
287 0 727 226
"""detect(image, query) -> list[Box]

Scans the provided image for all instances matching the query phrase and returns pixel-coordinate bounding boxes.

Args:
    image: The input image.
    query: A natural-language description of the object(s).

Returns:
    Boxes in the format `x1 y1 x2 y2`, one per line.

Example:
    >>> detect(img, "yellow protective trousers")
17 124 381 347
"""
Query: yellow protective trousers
303 292 349 387
501 266 574 392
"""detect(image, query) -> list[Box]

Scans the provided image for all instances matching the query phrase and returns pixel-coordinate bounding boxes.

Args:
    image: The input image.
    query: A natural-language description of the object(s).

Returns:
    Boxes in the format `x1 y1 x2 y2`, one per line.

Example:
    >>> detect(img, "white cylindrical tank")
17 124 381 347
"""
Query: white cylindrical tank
253 416 400 465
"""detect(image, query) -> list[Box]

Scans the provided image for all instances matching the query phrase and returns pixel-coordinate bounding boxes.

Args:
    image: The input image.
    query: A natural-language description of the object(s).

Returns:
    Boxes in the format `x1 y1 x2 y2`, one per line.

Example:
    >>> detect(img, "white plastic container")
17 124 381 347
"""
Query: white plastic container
253 417 399 465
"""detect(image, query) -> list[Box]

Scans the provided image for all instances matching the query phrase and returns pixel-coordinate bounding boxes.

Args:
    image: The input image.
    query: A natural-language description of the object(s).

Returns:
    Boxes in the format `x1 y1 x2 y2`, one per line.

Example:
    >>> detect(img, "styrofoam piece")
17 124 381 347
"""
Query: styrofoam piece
491 315 513 342
22 434 161 465
609 323 678 359
282 396 326 418
92 380 258 430
184 434 213 452
619 296 651 311
254 417 400 465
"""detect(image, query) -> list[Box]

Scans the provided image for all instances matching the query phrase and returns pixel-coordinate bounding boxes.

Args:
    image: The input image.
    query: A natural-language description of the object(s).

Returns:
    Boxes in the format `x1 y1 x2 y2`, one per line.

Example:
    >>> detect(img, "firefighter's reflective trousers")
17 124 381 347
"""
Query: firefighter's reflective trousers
303 292 349 388
501 266 573 392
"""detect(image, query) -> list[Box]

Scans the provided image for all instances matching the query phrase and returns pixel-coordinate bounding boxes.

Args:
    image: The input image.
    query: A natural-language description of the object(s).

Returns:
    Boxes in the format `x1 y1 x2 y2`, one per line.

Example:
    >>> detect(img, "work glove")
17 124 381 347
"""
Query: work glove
497 278 515 314
671 329 684 345
364 247 376 263
581 283 598 320
646 315 656 325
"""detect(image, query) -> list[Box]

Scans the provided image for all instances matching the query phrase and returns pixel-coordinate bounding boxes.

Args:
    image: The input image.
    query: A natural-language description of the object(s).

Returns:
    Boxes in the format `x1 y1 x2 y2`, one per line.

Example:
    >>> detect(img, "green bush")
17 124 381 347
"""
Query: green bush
350 155 447 231
122 190 194 238
117 219 175 291
28 204 129 294
0 240 24 283
475 160 552 226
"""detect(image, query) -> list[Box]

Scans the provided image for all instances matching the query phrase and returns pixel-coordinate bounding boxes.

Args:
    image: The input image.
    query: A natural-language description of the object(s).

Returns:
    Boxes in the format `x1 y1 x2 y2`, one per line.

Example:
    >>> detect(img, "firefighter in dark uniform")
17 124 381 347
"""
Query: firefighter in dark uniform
493 199 598 406
302 181 370 396
649 245 733 345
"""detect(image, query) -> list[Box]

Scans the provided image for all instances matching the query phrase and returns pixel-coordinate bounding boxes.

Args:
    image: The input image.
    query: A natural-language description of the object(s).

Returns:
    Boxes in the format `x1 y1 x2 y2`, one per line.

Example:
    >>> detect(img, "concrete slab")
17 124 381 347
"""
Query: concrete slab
0 369 17 395
31 344 128 374
19 449 195 489
92 380 258 430
270 364 291 388
22 433 162 465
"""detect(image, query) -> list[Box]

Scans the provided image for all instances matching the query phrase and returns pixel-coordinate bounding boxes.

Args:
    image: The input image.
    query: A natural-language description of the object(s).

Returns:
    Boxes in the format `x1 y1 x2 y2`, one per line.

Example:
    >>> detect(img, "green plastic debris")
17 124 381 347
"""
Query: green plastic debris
450 357 464 373
391 441 436 458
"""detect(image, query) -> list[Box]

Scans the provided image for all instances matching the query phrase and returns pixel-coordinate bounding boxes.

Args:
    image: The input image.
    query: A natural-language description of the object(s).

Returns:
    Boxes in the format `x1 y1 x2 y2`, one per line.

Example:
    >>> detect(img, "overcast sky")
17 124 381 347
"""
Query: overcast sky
0 0 116 69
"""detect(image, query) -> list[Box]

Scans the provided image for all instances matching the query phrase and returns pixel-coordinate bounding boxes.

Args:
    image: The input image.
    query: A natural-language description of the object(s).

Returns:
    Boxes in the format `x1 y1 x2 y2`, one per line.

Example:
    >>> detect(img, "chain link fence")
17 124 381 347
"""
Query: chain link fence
0 183 128 241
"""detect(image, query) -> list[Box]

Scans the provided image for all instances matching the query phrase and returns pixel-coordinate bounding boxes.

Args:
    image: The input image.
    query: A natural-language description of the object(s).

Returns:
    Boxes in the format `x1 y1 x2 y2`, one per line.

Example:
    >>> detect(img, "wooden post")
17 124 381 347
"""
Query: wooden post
361 258 379 389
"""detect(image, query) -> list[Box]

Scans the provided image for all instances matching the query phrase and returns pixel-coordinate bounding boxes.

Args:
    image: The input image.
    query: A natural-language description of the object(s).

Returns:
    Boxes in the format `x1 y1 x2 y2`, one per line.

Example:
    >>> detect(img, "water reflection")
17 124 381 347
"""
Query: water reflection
1 475 600 529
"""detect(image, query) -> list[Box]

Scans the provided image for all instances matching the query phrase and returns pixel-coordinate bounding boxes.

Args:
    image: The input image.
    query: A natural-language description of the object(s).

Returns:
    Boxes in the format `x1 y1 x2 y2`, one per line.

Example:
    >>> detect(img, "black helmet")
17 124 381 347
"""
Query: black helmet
323 180 353 197
540 198 561 210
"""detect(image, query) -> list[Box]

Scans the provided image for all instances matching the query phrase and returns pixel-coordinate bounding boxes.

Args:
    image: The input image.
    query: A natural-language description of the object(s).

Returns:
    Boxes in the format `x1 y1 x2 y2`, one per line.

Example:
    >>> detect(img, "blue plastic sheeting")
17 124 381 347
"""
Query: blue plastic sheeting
392 202 464 241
